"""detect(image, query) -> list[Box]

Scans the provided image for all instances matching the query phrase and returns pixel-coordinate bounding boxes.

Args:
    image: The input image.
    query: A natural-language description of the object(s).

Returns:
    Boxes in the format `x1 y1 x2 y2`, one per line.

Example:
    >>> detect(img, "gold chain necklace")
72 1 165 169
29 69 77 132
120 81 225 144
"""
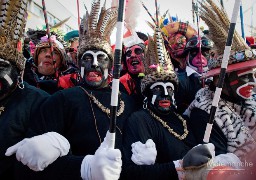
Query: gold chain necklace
79 86 125 117
147 109 189 140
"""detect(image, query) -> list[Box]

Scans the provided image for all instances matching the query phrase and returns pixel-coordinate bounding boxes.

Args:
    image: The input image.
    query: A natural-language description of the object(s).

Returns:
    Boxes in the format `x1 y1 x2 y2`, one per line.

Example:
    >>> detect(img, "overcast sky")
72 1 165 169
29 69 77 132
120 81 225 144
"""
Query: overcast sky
60 0 256 38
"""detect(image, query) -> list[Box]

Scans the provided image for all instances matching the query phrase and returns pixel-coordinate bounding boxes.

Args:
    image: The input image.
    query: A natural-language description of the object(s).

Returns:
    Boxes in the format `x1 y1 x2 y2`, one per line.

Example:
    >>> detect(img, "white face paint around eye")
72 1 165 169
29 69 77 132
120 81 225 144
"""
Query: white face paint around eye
4 74 13 86
150 82 175 105
80 67 85 78
81 50 108 67
150 82 174 95
151 95 157 105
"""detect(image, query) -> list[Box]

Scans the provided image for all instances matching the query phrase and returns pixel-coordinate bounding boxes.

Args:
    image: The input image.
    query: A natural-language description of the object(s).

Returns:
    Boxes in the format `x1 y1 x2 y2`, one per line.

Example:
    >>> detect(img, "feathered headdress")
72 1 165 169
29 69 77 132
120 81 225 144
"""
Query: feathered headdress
78 0 118 62
199 0 256 77
0 0 28 71
141 27 178 93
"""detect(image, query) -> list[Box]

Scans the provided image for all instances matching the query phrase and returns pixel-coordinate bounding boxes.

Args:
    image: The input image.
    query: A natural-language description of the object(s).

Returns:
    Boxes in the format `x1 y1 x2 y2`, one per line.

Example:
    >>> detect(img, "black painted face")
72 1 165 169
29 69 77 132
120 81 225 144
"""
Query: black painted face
228 68 256 100
148 82 175 115
0 59 19 100
79 50 111 89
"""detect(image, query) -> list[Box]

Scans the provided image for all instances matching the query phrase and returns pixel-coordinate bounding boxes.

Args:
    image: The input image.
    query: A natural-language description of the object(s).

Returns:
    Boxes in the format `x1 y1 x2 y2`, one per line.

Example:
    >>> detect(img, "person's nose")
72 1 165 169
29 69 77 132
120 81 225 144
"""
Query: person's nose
92 57 98 68
45 49 52 58
131 50 137 57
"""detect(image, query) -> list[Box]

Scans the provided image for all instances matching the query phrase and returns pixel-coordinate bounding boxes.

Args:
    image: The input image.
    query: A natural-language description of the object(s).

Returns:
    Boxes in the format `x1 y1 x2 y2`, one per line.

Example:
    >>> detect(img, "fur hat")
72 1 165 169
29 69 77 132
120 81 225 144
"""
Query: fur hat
78 0 118 63
199 0 256 78
0 0 28 71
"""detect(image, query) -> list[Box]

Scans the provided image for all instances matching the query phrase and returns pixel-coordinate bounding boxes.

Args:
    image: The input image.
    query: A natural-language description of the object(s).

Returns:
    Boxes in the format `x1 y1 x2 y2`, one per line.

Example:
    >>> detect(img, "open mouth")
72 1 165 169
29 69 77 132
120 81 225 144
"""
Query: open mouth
86 71 102 82
238 84 255 99
131 60 140 66
159 100 171 108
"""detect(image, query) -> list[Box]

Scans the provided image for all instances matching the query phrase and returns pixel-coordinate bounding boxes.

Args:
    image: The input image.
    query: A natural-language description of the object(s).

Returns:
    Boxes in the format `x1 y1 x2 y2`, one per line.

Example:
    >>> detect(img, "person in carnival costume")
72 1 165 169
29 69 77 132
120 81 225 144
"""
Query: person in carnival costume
6 1 135 179
119 0 148 110
162 17 214 114
120 14 240 178
184 0 256 177
64 30 79 66
0 1 63 179
24 29 80 94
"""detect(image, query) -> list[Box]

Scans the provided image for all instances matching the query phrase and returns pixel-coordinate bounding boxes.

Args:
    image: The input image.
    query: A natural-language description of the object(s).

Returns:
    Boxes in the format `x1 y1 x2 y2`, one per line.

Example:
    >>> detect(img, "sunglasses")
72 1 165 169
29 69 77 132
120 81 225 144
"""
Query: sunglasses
125 48 144 57
186 38 214 50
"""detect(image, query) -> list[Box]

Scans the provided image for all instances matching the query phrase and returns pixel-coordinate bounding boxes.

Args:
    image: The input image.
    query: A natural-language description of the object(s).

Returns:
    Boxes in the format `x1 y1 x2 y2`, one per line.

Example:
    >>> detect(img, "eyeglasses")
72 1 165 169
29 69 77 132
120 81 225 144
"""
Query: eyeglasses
125 48 144 57
185 38 214 50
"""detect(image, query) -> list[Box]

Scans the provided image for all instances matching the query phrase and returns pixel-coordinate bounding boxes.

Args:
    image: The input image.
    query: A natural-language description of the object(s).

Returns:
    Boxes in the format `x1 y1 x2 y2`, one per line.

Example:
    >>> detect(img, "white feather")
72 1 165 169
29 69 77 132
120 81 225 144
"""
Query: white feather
111 0 119 8
125 0 142 30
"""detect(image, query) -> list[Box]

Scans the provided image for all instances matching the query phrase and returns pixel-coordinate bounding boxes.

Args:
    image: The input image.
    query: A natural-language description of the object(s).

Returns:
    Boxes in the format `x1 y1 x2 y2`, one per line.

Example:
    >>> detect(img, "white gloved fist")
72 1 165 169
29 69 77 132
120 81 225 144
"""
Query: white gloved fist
131 139 157 165
5 132 70 171
81 131 122 180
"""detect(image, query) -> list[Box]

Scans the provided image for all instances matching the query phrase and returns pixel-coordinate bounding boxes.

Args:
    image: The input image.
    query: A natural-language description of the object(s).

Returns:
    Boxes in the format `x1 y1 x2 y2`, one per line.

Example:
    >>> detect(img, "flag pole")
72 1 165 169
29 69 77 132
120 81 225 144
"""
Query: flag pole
203 0 241 143
109 0 126 149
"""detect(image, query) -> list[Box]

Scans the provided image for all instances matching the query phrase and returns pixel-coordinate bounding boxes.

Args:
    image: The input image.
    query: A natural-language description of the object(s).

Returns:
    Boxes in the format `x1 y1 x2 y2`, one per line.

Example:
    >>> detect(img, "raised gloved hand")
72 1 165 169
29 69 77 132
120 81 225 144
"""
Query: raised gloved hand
182 143 215 180
183 143 215 170
131 139 157 165
5 132 70 171
81 131 122 180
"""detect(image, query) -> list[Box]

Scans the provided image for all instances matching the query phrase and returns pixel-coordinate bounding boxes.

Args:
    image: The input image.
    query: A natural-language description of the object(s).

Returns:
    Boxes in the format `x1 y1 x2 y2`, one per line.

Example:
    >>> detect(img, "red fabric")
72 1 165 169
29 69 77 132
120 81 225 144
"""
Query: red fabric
120 73 136 95
58 73 77 89
246 36 255 46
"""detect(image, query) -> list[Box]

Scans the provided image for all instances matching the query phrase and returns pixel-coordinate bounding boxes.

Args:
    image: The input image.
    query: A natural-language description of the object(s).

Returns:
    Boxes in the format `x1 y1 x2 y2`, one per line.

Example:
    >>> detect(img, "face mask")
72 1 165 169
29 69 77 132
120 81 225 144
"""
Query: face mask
185 36 213 74
149 82 175 115
80 50 110 89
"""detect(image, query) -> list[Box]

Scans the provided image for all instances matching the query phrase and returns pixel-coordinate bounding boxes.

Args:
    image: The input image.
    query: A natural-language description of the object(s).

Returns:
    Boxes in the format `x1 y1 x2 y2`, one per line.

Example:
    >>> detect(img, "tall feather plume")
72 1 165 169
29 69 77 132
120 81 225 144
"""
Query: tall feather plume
103 9 118 40
78 0 118 61
13 0 27 40
96 0 106 34
98 7 118 37
198 0 248 55
124 0 142 30
90 0 101 30
205 0 246 50
0 0 17 29
0 0 28 71
144 35 157 73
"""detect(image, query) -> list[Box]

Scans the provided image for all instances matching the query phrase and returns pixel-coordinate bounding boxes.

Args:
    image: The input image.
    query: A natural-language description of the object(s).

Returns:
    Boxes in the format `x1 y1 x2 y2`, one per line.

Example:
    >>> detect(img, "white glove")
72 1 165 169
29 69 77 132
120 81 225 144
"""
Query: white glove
5 132 70 171
81 131 122 180
131 139 157 165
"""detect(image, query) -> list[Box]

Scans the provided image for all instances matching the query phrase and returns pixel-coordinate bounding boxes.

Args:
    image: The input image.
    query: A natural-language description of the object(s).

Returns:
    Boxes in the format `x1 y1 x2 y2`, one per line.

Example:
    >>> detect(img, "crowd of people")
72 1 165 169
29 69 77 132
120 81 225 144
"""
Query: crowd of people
0 0 256 180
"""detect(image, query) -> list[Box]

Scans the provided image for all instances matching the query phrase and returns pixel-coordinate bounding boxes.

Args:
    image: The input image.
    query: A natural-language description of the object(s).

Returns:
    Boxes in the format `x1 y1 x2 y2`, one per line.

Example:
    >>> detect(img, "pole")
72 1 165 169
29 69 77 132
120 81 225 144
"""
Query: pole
109 0 126 149
203 0 241 143
220 0 224 8
77 0 80 28
240 1 245 39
